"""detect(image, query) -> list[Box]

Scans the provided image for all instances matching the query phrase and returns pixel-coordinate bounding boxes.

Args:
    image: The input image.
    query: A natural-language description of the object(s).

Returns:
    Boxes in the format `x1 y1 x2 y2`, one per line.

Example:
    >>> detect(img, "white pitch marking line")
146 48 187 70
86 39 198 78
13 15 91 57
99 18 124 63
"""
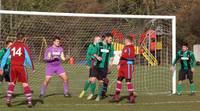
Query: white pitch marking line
74 100 200 106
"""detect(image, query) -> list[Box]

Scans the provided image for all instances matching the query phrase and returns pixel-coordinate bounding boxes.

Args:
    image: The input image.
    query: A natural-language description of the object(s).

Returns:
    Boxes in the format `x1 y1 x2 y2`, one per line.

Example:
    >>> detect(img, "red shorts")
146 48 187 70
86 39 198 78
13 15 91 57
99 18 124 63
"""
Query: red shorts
10 65 28 83
118 64 134 79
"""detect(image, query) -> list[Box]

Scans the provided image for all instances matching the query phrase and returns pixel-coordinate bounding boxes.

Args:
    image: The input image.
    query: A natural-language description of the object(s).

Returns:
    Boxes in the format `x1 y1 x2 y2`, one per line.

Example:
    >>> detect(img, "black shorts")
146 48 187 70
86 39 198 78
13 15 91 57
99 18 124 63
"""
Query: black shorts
178 69 193 81
89 67 97 78
0 69 10 82
96 67 108 80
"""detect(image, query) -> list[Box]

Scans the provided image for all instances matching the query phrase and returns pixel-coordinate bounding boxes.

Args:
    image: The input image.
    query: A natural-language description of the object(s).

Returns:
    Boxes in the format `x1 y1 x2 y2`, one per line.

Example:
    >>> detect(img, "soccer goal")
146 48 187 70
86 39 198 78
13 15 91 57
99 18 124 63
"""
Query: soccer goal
0 10 176 95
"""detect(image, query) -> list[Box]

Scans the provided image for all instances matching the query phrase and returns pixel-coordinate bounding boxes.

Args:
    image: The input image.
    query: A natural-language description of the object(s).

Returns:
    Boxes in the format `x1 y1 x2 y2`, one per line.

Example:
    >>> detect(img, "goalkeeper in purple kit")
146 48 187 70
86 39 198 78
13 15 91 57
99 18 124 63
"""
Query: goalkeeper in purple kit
40 36 71 98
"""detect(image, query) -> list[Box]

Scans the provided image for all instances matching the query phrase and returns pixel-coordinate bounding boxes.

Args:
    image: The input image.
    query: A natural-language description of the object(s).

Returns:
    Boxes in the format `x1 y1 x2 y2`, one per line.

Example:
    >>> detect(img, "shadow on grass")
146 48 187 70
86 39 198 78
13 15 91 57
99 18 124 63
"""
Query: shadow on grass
13 99 44 107
1 90 35 99
109 94 135 103
13 93 24 98
119 95 129 101
44 93 64 98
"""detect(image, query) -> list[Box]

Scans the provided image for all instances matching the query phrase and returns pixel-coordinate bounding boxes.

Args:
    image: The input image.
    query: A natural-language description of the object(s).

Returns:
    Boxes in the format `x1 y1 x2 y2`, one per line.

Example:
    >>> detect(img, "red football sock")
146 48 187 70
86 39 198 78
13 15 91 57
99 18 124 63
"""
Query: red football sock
115 82 122 95
24 86 32 102
7 84 15 99
126 82 134 95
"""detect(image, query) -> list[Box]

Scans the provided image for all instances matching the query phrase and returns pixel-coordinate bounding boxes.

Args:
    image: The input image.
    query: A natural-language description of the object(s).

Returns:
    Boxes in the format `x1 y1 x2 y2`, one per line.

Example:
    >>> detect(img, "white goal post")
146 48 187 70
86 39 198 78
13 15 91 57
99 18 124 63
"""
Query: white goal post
0 10 176 94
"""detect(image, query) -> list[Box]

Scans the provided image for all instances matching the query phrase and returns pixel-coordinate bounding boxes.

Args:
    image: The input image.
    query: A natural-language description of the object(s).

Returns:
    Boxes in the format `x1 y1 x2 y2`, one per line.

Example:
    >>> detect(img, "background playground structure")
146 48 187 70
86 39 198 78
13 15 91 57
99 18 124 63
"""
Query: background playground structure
112 28 164 66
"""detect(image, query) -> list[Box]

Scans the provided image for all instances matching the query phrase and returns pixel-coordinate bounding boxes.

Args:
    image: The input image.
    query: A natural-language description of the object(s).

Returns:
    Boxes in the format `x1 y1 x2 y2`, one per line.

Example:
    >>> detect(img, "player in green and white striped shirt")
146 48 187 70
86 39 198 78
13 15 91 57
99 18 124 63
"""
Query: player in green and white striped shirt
171 43 196 95
79 36 101 100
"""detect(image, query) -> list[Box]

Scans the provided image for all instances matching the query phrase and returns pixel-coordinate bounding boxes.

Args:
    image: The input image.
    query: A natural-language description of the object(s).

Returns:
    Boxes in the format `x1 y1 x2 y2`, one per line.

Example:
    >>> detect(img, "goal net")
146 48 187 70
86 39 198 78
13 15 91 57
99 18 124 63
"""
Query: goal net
0 10 176 95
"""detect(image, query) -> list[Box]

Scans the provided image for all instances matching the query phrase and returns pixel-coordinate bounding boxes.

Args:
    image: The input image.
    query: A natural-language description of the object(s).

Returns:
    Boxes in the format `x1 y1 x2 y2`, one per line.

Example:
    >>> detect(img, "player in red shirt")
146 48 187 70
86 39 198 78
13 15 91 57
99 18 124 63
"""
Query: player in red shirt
0 33 34 107
110 36 136 103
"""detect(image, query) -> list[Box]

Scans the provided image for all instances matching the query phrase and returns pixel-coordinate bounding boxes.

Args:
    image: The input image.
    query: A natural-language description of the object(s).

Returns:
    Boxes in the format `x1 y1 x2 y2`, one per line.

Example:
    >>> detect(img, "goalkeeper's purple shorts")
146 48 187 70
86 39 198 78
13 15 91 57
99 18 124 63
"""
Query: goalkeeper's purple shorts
45 65 65 76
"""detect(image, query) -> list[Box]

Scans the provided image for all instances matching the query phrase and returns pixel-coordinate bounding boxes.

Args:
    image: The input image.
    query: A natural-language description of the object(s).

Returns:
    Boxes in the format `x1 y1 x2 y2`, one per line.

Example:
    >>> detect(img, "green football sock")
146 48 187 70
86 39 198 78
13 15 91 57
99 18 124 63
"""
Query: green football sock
190 83 195 93
177 83 182 94
98 83 103 96
83 80 90 92
90 82 96 95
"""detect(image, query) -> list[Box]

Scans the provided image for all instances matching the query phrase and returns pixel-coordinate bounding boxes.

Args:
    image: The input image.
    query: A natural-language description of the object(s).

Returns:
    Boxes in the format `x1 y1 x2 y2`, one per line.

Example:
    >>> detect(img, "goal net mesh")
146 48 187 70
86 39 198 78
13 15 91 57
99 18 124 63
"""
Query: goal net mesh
0 12 173 95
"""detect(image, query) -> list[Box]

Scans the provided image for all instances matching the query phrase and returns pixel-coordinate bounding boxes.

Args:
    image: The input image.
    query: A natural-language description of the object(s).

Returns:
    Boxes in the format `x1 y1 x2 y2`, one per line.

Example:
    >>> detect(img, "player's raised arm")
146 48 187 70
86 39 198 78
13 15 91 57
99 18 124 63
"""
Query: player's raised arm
60 48 66 61
93 43 102 61
0 48 10 70
86 44 92 66
190 51 196 72
190 51 196 67
108 44 114 73
110 45 115 63
24 47 34 71
172 51 181 66
44 48 52 62
24 45 34 71
171 51 181 71
86 44 95 66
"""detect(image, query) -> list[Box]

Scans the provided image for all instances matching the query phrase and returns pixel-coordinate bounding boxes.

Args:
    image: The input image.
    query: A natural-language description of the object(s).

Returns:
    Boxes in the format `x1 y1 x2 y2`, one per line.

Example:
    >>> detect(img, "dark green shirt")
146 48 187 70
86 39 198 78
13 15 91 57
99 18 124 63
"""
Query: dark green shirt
95 42 114 68
172 50 196 70
86 44 97 67
0 48 11 69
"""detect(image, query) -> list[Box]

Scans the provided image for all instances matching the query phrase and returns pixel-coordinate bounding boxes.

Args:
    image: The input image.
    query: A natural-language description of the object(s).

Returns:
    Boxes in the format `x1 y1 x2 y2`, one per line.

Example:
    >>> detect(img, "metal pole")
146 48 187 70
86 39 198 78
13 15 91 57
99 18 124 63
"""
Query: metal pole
148 33 150 66
0 0 1 40
172 17 176 94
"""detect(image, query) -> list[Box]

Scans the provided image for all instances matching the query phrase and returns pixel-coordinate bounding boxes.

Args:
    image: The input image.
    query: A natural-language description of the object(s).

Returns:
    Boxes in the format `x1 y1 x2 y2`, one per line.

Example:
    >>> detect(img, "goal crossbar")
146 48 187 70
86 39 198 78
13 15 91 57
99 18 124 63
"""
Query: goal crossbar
0 10 175 19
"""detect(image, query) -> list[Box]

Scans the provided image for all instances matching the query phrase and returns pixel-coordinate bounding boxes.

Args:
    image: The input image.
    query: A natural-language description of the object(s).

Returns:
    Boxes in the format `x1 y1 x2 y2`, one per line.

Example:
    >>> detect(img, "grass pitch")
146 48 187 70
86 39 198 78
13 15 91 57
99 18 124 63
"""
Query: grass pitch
0 63 200 111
